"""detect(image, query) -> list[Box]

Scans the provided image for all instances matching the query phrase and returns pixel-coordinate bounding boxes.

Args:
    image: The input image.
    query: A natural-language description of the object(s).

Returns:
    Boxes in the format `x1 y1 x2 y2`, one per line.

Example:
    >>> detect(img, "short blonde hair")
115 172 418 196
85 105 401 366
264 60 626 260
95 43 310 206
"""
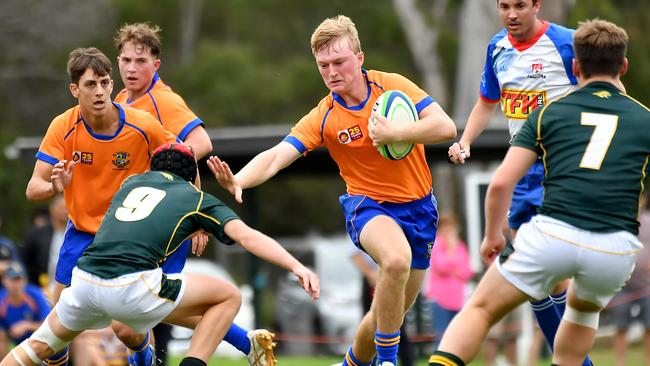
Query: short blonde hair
574 19 628 78
310 15 362 55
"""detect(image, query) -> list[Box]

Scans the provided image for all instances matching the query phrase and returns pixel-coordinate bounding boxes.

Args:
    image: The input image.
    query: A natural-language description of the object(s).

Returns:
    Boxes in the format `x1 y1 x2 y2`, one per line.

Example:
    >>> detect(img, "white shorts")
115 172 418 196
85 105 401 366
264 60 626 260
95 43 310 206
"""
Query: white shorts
497 215 642 308
57 267 186 334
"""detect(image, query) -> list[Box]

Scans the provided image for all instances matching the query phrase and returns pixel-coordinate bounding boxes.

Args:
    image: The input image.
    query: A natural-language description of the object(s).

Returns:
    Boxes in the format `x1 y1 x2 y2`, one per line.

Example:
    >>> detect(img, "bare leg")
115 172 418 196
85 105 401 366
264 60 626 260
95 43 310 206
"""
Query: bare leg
163 274 241 362
0 310 81 366
552 290 600 366
437 264 530 363
350 268 426 362
644 330 650 366
613 329 628 366
346 216 413 362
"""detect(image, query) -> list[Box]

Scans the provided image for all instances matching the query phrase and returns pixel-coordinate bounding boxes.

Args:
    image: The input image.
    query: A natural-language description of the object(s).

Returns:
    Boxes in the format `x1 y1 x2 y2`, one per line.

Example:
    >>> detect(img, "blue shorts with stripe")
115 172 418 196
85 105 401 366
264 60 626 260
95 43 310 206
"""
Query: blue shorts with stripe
55 221 191 286
508 159 545 230
339 192 439 270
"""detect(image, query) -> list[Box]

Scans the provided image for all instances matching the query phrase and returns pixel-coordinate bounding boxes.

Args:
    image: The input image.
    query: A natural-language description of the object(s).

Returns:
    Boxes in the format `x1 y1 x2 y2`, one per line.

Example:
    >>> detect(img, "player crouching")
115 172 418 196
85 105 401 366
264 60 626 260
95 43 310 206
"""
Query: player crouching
2 143 320 366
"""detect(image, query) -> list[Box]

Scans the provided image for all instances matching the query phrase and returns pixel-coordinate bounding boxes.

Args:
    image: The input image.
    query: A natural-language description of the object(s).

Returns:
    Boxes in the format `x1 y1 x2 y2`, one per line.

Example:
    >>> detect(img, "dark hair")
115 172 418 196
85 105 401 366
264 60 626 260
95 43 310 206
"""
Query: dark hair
115 23 162 58
66 47 112 84
150 143 197 183
574 19 628 78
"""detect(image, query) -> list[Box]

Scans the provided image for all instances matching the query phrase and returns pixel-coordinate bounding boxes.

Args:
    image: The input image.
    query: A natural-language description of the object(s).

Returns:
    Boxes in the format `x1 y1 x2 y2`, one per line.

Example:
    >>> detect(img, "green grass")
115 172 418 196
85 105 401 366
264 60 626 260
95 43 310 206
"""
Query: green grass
168 343 646 365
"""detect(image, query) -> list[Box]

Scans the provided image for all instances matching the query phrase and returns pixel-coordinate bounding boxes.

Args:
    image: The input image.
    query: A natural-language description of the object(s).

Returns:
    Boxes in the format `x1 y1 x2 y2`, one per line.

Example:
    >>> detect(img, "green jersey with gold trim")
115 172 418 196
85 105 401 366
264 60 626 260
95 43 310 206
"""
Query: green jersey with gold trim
512 81 650 234
77 171 239 278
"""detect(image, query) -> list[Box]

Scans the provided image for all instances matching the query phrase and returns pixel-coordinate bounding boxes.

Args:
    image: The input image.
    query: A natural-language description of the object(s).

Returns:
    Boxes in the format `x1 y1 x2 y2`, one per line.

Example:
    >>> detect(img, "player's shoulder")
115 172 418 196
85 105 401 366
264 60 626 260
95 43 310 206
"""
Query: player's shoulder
118 103 161 127
50 105 81 127
544 22 575 46
114 88 129 103
366 69 411 87
488 28 509 48
150 77 186 102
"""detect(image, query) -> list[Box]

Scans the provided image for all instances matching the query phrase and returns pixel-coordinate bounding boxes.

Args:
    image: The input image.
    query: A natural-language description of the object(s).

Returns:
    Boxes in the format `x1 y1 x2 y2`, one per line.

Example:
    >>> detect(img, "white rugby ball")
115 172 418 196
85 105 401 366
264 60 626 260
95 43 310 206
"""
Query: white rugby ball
371 90 417 160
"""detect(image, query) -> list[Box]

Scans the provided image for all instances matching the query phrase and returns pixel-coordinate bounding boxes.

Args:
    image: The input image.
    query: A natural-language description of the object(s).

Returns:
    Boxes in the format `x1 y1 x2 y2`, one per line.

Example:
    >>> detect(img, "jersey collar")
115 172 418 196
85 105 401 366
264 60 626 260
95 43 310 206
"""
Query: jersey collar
508 20 549 52
331 68 372 111
79 102 126 140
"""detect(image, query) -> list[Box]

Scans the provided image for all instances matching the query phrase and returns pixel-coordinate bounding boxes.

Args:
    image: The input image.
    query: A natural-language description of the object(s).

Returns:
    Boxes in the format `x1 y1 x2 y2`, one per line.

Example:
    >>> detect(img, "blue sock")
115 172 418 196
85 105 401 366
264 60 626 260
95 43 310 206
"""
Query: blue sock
550 291 593 366
550 290 567 317
341 347 373 366
223 323 251 355
43 347 68 366
129 331 154 366
375 330 400 365
530 297 560 351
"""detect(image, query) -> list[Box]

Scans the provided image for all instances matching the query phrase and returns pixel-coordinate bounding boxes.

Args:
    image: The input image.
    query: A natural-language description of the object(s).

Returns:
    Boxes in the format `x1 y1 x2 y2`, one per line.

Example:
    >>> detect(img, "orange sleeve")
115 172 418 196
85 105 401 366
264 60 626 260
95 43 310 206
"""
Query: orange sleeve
152 91 203 141
285 100 330 154
145 114 180 154
36 112 71 165
380 72 435 114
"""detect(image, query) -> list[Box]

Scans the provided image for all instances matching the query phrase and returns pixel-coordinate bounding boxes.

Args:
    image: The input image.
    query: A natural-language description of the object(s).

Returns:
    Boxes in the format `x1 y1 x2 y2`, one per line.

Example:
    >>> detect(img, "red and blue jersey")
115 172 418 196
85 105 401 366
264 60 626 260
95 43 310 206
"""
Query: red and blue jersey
480 21 577 138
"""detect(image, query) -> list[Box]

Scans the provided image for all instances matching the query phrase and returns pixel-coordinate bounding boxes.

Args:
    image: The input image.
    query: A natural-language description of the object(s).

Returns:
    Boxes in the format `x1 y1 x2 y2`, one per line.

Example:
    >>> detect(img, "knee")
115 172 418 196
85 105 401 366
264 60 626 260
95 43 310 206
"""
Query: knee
112 323 145 347
380 254 411 279
222 281 242 311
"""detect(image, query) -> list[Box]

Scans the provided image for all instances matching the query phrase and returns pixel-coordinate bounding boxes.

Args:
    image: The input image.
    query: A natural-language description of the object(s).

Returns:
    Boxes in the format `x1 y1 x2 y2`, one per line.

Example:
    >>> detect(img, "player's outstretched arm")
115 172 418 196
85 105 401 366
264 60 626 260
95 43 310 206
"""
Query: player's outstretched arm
224 219 320 300
449 99 499 164
26 160 76 201
208 142 301 203
481 147 536 263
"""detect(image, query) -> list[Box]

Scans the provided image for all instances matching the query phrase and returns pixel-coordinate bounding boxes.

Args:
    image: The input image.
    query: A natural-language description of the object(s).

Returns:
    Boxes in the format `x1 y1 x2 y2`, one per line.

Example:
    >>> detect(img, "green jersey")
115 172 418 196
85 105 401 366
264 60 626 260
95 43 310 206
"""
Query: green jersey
77 171 239 278
512 81 650 234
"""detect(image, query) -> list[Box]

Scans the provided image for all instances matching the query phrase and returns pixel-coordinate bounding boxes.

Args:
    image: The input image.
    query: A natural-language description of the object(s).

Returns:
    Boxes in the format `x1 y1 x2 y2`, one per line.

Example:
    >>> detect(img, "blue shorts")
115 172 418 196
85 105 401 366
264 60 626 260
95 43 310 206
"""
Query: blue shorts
339 193 438 270
508 159 544 229
55 221 190 286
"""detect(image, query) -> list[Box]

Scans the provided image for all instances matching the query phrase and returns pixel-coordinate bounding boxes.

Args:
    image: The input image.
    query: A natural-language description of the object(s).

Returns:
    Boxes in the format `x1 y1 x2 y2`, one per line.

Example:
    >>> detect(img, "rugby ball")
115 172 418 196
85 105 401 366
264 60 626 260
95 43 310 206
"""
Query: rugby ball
371 90 417 160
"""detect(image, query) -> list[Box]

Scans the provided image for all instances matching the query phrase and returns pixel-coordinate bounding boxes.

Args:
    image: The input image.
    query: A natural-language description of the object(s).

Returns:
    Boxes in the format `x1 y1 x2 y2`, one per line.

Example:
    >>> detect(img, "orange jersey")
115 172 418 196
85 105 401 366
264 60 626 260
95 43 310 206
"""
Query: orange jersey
36 103 177 233
114 73 204 141
285 69 435 203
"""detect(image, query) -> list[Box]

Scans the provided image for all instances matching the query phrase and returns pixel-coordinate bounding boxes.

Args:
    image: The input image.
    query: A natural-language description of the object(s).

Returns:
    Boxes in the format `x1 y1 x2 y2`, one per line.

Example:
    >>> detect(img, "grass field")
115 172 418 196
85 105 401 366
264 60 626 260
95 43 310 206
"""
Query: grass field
168 343 646 365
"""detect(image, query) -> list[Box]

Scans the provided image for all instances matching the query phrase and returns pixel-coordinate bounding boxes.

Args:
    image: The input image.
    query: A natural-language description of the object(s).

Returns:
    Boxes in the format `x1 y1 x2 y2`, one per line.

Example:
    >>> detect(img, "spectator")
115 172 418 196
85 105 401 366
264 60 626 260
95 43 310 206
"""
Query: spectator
0 262 50 358
424 213 473 351
611 195 650 366
20 194 68 289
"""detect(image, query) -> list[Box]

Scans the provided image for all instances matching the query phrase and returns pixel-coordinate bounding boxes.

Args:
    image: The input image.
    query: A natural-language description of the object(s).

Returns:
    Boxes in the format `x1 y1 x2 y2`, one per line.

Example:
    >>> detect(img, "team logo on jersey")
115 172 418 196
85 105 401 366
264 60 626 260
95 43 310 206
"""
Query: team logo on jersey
72 151 93 165
112 152 131 170
527 62 546 79
337 125 363 144
500 89 547 120
593 90 612 99
425 241 434 259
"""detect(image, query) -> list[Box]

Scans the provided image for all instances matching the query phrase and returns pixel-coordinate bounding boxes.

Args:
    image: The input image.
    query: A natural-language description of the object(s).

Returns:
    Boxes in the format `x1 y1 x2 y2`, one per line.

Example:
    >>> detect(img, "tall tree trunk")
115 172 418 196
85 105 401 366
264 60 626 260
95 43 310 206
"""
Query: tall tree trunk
452 1 500 124
392 0 449 108
179 0 204 66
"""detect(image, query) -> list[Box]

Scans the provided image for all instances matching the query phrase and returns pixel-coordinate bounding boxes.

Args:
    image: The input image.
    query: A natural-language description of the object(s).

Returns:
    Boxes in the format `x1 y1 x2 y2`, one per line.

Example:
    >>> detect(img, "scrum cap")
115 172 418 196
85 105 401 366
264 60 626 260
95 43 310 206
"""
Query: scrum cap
150 143 197 183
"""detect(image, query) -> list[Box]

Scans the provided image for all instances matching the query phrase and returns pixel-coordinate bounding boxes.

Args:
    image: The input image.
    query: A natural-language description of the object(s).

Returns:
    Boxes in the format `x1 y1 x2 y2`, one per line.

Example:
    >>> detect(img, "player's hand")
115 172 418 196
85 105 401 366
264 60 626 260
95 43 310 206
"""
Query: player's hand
207 156 243 204
292 265 320 300
51 160 77 193
448 142 469 164
480 233 506 265
191 230 209 256
368 112 402 146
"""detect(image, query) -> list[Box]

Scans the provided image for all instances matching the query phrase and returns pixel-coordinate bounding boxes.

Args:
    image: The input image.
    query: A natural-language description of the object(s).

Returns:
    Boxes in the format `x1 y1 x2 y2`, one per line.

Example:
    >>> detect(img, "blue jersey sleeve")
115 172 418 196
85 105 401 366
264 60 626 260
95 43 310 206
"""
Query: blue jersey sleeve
546 23 578 85
480 30 508 101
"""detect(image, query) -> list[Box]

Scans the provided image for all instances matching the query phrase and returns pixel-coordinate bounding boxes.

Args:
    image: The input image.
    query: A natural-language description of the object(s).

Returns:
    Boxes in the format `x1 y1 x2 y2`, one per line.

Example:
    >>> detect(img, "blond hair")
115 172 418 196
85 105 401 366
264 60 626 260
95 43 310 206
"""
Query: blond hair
574 19 628 78
310 15 362 55
114 22 162 58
